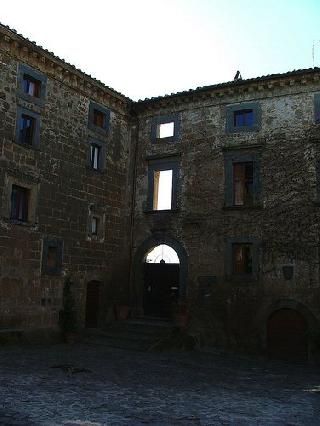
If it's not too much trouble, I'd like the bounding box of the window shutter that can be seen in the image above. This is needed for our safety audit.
[253,159,261,204]
[224,158,233,206]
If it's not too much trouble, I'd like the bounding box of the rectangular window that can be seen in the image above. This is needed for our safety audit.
[233,109,254,127]
[19,114,35,145]
[153,169,173,210]
[232,243,253,274]
[90,144,101,170]
[315,93,320,124]
[158,122,174,139]
[226,102,260,133]
[23,74,41,98]
[93,109,106,128]
[10,185,29,222]
[47,246,58,269]
[42,238,63,275]
[233,162,254,206]
[91,216,99,235]
[151,114,181,143]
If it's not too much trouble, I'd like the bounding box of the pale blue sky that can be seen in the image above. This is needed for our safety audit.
[2,0,320,100]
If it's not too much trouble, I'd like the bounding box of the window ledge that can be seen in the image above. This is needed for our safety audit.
[153,137,179,144]
[85,166,105,174]
[143,208,180,214]
[13,141,40,151]
[226,274,258,283]
[7,219,36,227]
[17,91,45,106]
[223,204,263,211]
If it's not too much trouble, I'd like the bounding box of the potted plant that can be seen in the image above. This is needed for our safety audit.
[59,276,78,343]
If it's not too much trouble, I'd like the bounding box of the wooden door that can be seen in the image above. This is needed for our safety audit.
[267,309,308,361]
[85,281,100,328]
[143,263,179,318]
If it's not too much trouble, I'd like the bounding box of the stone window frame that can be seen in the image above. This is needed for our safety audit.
[151,113,181,143]
[17,63,47,106]
[86,204,106,242]
[314,93,320,124]
[87,138,106,172]
[223,148,262,208]
[225,237,260,281]
[2,173,39,226]
[146,156,180,212]
[41,237,63,275]
[226,102,261,133]
[15,106,40,149]
[88,101,111,135]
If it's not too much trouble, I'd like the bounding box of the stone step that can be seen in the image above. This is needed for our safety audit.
[84,318,174,352]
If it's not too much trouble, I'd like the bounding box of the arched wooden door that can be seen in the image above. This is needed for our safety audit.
[85,281,100,328]
[267,309,308,361]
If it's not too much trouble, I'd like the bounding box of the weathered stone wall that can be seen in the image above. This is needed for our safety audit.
[132,78,320,355]
[0,32,133,331]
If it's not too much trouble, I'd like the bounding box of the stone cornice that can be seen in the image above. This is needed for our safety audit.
[0,24,132,116]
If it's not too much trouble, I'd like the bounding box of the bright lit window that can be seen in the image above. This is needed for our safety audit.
[153,169,173,210]
[146,244,180,264]
[158,122,174,139]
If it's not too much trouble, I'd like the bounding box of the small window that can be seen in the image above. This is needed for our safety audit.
[23,74,41,98]
[91,216,99,235]
[151,114,181,143]
[233,162,254,206]
[233,109,254,127]
[10,185,29,222]
[93,109,106,129]
[19,114,35,145]
[16,107,40,149]
[17,64,47,105]
[42,238,63,275]
[315,93,320,124]
[88,102,110,134]
[232,243,253,274]
[158,122,174,139]
[226,102,261,133]
[90,144,101,170]
[153,170,173,210]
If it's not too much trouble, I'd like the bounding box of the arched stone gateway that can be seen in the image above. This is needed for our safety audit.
[132,234,188,318]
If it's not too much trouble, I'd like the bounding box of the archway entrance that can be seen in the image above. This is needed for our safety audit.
[85,281,100,328]
[143,245,180,318]
[267,308,308,361]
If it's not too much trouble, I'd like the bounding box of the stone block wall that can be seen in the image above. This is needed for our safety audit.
[0,27,133,331]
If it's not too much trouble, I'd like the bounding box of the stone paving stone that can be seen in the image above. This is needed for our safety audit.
[0,344,319,425]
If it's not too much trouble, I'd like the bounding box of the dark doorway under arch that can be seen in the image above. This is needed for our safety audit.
[132,234,188,318]
[267,308,308,361]
[85,281,100,328]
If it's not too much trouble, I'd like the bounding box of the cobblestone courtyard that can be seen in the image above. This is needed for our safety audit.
[0,343,319,425]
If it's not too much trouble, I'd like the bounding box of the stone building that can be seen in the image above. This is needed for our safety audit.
[1,23,320,361]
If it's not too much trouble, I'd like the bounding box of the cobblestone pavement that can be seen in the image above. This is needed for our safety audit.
[0,343,319,425]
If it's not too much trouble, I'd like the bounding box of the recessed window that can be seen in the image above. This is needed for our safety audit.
[10,185,29,222]
[232,243,253,275]
[226,102,261,133]
[90,144,101,170]
[93,109,106,129]
[23,74,41,98]
[18,64,47,105]
[91,216,99,235]
[153,170,173,210]
[88,102,110,134]
[315,93,320,124]
[47,246,58,269]
[224,149,261,208]
[19,114,35,145]
[158,122,174,139]
[42,238,63,275]
[233,109,254,127]
[16,107,40,149]
[151,114,181,143]
[233,162,254,206]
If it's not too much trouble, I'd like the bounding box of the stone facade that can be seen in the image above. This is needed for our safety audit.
[1,23,320,360]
